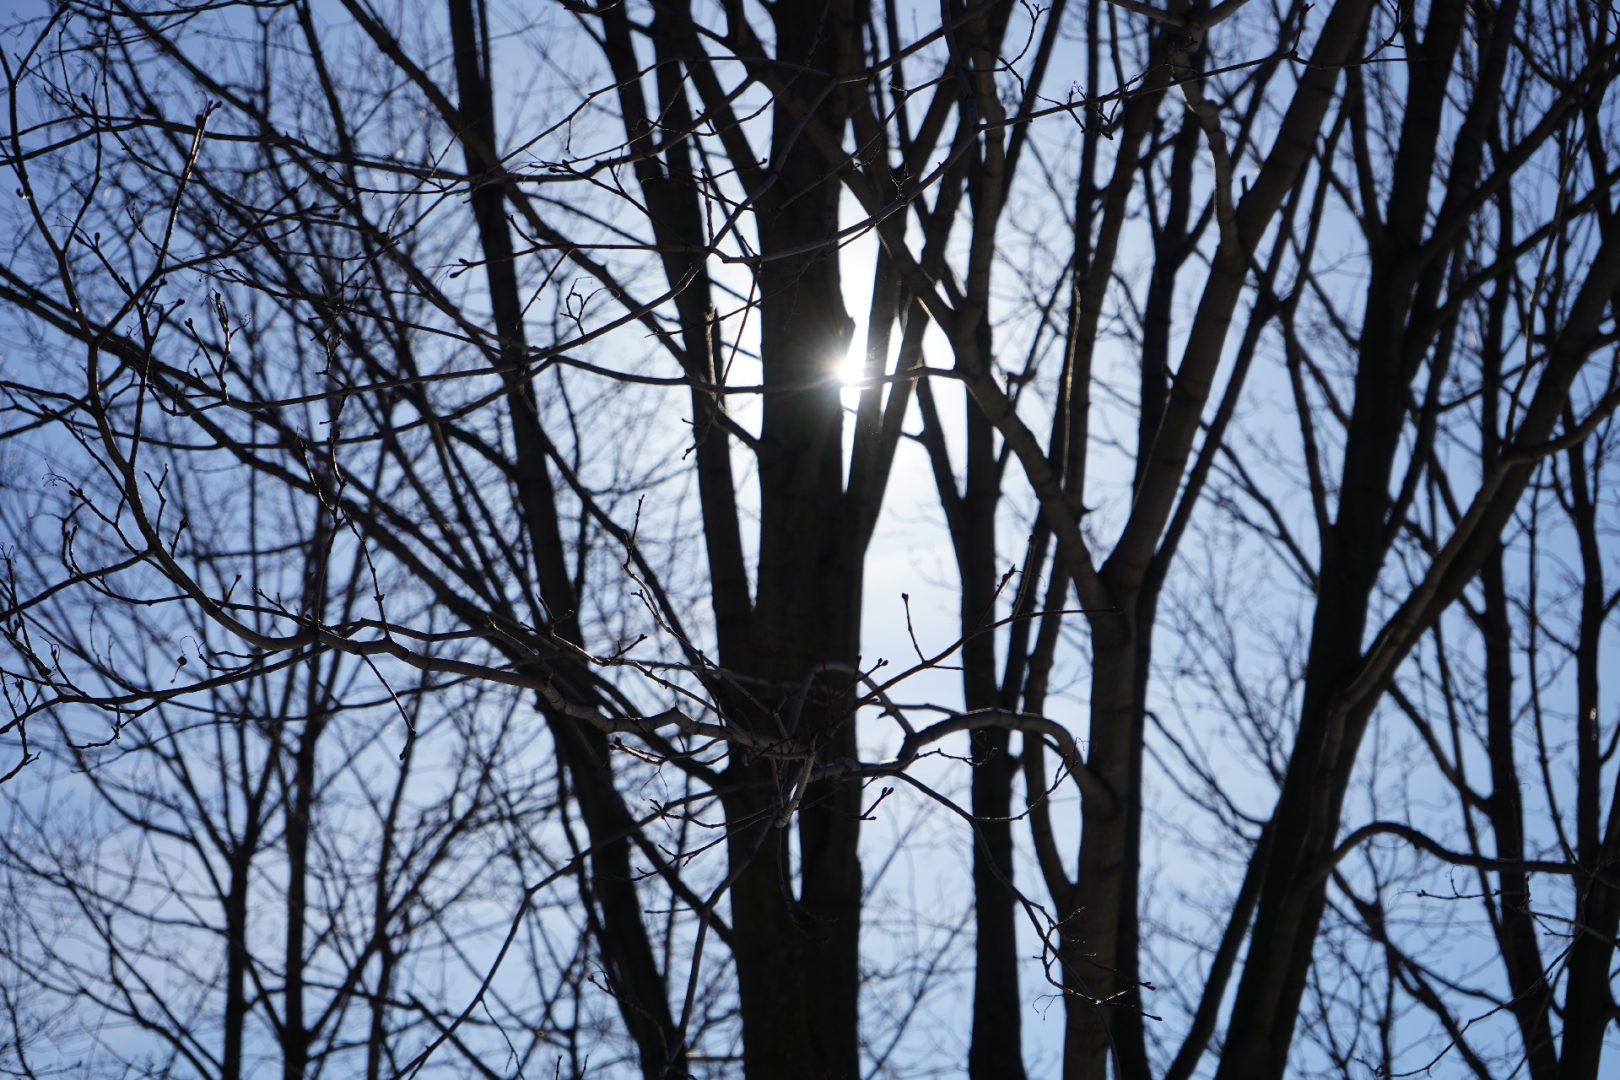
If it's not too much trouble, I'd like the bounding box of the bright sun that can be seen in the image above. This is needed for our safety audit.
[835,235,877,405]
[835,347,865,386]
[834,345,867,408]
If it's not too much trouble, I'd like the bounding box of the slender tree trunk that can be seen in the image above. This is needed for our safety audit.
[1479,540,1558,1079]
[1213,288,1413,1078]
[445,3,685,1073]
[1560,877,1620,1079]
[283,724,316,1080]
[1478,276,1557,1080]
[962,322,1026,1080]
[968,722,1024,1079]
[558,722,688,1074]
[1214,5,1492,1068]
[365,942,396,1080]
[1063,612,1150,1080]
[599,4,753,670]
[223,852,251,1080]
[1557,433,1619,1080]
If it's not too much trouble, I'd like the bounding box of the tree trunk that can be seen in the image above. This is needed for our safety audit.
[283,723,316,1080]
[728,3,865,1075]
[963,340,1026,1080]
[1064,619,1147,1080]
[446,2,686,1073]
[1556,433,1619,1080]
[223,852,251,1080]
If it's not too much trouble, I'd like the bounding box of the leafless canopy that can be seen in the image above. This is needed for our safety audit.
[3,0,1620,1077]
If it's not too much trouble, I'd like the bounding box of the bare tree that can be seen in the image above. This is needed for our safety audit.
[3,0,1620,1078]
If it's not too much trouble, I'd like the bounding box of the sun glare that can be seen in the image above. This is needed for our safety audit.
[835,346,867,408]
[835,347,866,387]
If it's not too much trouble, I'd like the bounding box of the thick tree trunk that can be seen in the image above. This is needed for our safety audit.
[725,4,866,1076]
[721,778,817,1077]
